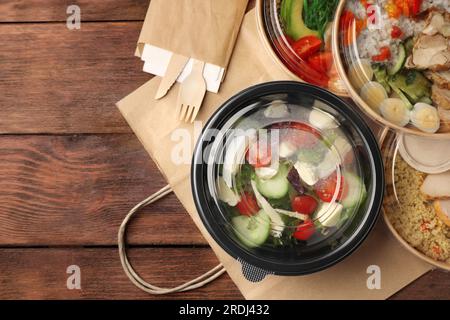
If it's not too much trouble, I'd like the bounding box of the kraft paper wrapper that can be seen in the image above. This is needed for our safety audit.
[118,9,432,300]
[135,0,248,68]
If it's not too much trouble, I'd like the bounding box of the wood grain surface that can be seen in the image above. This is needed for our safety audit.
[0,134,206,246]
[0,247,447,300]
[0,248,242,299]
[0,0,149,22]
[0,22,148,134]
[0,0,448,300]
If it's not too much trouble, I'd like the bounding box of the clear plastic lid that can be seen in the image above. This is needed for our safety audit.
[382,131,450,269]
[193,84,382,273]
[334,0,450,136]
[260,0,347,95]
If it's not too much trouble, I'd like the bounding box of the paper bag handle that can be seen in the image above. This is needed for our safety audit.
[118,185,226,295]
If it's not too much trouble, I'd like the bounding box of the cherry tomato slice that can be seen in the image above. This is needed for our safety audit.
[236,193,259,216]
[291,35,322,60]
[291,195,318,216]
[293,220,315,241]
[307,52,333,74]
[314,172,348,203]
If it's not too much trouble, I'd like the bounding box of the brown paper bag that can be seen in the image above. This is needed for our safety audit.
[118,9,432,300]
[135,0,248,68]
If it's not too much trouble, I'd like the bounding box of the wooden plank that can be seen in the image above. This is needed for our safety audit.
[0,22,149,134]
[391,270,450,300]
[0,134,207,246]
[0,0,149,22]
[0,248,243,299]
[0,0,255,23]
[0,247,448,299]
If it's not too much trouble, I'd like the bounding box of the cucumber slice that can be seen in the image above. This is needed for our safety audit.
[232,210,270,248]
[341,172,367,209]
[404,37,414,56]
[256,164,289,199]
[251,180,285,237]
[388,44,406,76]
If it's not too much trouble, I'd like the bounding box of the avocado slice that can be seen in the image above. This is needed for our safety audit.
[280,0,292,25]
[284,0,320,41]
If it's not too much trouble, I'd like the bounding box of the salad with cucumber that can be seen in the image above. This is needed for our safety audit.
[216,102,367,248]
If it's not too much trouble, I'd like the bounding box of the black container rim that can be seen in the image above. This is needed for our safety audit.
[191,81,384,276]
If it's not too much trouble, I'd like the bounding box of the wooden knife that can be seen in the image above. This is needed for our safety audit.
[155,53,189,100]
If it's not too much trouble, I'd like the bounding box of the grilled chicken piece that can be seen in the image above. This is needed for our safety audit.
[434,200,450,227]
[421,171,450,200]
[425,70,450,89]
[406,34,450,71]
[422,11,450,37]
[406,10,450,71]
[432,85,450,110]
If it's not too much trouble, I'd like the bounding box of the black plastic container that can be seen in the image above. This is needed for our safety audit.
[192,81,384,275]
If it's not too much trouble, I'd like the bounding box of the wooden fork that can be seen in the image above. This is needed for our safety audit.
[176,60,206,123]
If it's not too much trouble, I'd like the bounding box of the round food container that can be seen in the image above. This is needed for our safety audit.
[192,81,384,275]
[381,130,450,271]
[332,0,450,137]
[256,0,348,96]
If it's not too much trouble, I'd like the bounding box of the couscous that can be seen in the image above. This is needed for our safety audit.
[385,156,450,263]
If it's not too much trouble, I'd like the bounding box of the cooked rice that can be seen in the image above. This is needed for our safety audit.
[386,156,450,263]
[346,0,449,65]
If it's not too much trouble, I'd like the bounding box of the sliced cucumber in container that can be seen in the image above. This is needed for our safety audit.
[341,172,367,209]
[251,180,285,237]
[232,210,270,248]
[255,163,290,199]
[388,43,406,76]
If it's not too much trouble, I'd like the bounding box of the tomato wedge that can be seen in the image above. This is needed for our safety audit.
[314,172,348,203]
[293,220,315,241]
[272,35,330,88]
[236,192,259,216]
[291,195,318,216]
[307,52,333,74]
[291,35,322,60]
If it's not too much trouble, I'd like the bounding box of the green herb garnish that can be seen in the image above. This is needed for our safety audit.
[303,0,339,39]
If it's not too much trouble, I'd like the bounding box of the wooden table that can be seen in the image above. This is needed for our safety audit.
[0,0,448,300]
